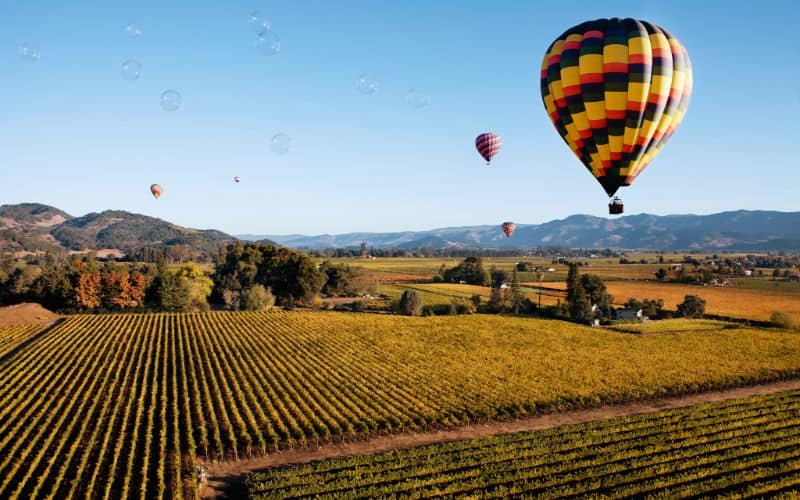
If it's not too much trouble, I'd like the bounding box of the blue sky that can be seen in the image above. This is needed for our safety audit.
[1,0,798,235]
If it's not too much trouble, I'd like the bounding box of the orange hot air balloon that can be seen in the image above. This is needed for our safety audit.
[501,222,516,238]
[150,184,163,199]
[234,176,241,183]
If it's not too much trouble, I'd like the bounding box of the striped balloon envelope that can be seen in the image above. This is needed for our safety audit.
[150,184,163,199]
[540,18,692,199]
[501,222,516,238]
[475,132,502,165]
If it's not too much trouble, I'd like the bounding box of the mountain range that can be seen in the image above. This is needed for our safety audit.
[2,204,799,255]
[239,211,800,251]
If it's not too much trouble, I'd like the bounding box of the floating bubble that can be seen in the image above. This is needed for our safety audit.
[121,60,141,81]
[270,133,291,155]
[248,11,271,32]
[255,30,280,56]
[356,73,377,95]
[124,23,142,37]
[160,90,181,112]
[406,87,431,109]
[19,42,40,62]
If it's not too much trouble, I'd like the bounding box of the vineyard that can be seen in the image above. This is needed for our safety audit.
[0,324,44,357]
[2,311,800,498]
[245,390,800,498]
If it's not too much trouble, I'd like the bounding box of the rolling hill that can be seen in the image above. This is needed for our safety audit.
[0,203,234,258]
[240,210,800,251]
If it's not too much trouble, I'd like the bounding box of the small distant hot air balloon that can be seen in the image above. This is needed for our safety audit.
[475,133,501,165]
[150,184,163,199]
[501,222,516,238]
[234,176,241,183]
[540,18,692,214]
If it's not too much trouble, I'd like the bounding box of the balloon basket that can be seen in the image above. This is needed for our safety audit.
[608,197,624,215]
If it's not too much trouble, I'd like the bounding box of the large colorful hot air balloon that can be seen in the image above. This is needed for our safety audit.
[234,176,241,183]
[475,133,502,165]
[150,184,163,199]
[540,18,692,214]
[501,222,516,238]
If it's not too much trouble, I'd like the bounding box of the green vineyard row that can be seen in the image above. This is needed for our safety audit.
[246,390,800,498]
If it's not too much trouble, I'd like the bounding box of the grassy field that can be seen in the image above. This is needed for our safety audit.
[2,311,800,497]
[245,390,800,498]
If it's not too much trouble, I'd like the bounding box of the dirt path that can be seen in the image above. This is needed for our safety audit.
[199,378,800,499]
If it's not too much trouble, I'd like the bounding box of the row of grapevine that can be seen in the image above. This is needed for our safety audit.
[0,324,45,358]
[1,311,800,498]
[245,390,800,498]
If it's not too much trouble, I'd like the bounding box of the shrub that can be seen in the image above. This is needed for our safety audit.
[398,290,422,316]
[677,295,706,318]
[351,300,366,313]
[241,285,275,311]
[771,311,799,330]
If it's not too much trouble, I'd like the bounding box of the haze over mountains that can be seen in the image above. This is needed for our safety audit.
[2,204,800,254]
[240,211,800,251]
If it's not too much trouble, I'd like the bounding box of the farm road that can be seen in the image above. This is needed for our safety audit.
[200,378,800,498]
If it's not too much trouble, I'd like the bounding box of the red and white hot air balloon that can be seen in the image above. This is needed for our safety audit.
[234,176,241,183]
[150,184,163,199]
[501,222,516,238]
[475,132,502,165]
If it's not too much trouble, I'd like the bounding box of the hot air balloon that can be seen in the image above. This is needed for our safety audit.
[475,133,501,165]
[150,184,163,199]
[234,176,241,183]
[540,18,692,214]
[501,222,516,238]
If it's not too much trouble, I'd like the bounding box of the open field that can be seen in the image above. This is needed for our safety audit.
[3,311,800,498]
[245,389,800,498]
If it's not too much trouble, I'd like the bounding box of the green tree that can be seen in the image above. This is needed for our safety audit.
[488,287,505,313]
[490,267,509,288]
[565,263,581,304]
[580,274,613,316]
[569,282,593,322]
[509,270,526,314]
[677,295,706,318]
[398,289,422,316]
[655,268,668,281]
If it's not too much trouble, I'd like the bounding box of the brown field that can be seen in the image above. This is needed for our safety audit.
[539,281,800,322]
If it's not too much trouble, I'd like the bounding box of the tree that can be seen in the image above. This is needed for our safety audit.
[488,287,505,313]
[470,294,481,307]
[565,263,581,304]
[320,261,366,297]
[490,267,509,288]
[75,273,102,310]
[159,263,213,312]
[677,295,706,318]
[398,289,422,316]
[509,270,526,314]
[443,257,490,286]
[569,282,593,322]
[240,285,275,311]
[360,242,368,258]
[579,274,613,315]
[655,268,668,281]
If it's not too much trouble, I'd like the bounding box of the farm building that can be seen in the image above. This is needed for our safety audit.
[616,309,648,322]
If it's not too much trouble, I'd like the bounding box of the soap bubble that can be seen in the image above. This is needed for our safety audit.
[356,73,377,95]
[248,11,271,32]
[124,23,142,37]
[121,60,141,81]
[160,90,181,112]
[255,30,280,56]
[270,133,291,155]
[406,87,431,109]
[19,43,40,62]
